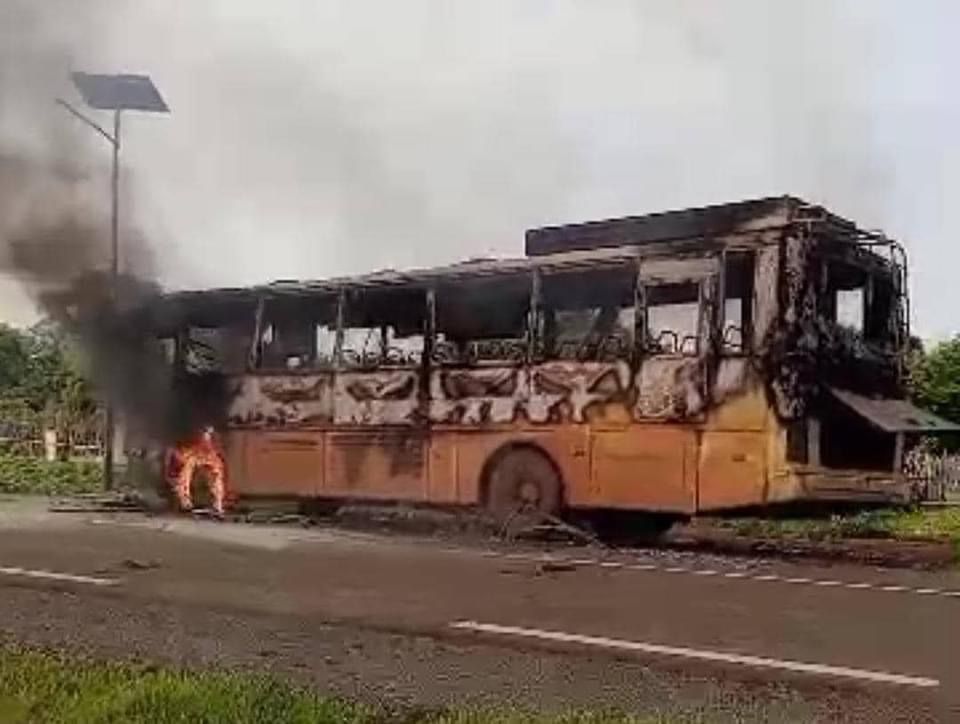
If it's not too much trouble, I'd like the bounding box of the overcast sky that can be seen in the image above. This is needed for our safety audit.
[1,1,957,340]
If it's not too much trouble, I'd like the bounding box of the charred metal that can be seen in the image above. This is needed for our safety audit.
[130,196,958,512]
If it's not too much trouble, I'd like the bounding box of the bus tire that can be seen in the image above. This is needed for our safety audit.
[485,446,562,527]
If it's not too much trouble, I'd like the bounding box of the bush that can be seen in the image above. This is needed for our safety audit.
[0,454,102,496]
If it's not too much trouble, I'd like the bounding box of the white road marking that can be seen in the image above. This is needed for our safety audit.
[451,620,940,689]
[0,565,118,587]
[446,547,960,600]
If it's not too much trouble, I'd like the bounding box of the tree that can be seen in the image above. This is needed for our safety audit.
[0,321,96,415]
[0,325,30,397]
[910,335,960,424]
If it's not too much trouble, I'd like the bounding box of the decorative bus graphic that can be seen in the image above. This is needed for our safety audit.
[139,196,959,519]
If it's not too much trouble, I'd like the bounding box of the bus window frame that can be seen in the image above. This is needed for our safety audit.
[431,273,533,368]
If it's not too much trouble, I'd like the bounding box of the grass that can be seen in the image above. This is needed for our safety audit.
[0,454,102,496]
[712,506,960,545]
[0,648,663,724]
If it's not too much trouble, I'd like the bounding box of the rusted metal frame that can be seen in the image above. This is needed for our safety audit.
[887,241,911,381]
[379,325,389,363]
[819,244,894,279]
[419,288,437,416]
[863,273,875,337]
[695,256,721,403]
[333,287,346,371]
[246,296,266,371]
[156,232,792,307]
[715,247,728,357]
[632,255,646,368]
[528,269,542,364]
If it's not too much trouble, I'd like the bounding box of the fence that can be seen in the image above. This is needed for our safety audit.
[0,399,104,460]
[904,440,960,502]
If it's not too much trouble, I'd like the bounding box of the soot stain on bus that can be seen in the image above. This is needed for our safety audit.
[10,189,955,515]
[131,197,944,514]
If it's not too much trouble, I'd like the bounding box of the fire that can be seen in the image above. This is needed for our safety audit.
[166,426,227,516]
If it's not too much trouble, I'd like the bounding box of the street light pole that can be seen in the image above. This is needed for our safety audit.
[55,99,121,489]
[111,109,121,283]
[104,109,121,490]
[57,72,168,492]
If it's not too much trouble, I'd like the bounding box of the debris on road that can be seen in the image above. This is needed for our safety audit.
[121,558,161,571]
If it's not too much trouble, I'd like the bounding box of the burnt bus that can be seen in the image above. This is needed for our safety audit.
[139,196,957,519]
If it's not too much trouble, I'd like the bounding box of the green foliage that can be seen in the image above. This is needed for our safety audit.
[0,648,663,724]
[0,649,367,724]
[0,322,96,419]
[717,507,960,544]
[909,335,960,425]
[0,454,102,495]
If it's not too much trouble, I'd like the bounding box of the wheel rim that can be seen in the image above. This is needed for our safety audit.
[518,480,540,506]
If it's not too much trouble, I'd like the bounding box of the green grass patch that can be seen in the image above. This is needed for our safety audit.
[0,648,663,723]
[0,454,102,496]
[713,507,960,544]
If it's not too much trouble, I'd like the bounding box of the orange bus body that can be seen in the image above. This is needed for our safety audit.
[148,198,958,517]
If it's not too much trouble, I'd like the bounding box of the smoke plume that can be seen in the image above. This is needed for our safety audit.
[0,0,185,450]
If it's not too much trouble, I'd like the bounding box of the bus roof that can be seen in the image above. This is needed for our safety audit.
[156,195,883,306]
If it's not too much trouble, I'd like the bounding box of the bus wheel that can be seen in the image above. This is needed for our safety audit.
[485,447,562,527]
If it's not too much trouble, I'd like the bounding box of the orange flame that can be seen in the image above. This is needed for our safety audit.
[167,427,227,515]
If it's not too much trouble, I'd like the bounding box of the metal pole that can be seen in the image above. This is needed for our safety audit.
[103,109,121,491]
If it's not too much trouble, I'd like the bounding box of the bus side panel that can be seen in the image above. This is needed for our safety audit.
[696,386,770,510]
[324,429,428,501]
[223,430,247,492]
[427,433,460,503]
[446,426,591,506]
[236,429,323,496]
[589,426,696,513]
[696,431,766,510]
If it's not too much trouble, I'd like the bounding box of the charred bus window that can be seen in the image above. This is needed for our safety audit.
[180,300,255,374]
[644,282,701,356]
[722,252,754,354]
[434,274,530,365]
[825,260,898,345]
[540,265,634,361]
[865,276,895,343]
[836,289,864,332]
[258,295,337,371]
[315,323,337,366]
[827,262,866,334]
[340,287,426,368]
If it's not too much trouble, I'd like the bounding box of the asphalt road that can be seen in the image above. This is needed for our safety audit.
[0,500,957,721]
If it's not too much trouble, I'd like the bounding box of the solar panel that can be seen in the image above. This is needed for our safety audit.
[71,72,169,113]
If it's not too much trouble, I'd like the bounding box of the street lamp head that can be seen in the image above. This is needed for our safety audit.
[70,72,169,113]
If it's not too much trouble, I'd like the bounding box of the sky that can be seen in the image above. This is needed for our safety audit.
[0,1,957,340]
